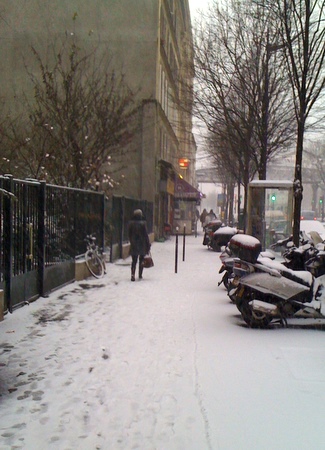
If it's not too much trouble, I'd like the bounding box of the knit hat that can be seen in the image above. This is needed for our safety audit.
[133,209,143,217]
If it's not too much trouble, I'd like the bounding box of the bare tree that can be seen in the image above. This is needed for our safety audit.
[192,0,295,225]
[273,0,325,245]
[3,36,139,193]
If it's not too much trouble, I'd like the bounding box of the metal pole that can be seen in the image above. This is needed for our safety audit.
[182,224,186,261]
[175,227,179,273]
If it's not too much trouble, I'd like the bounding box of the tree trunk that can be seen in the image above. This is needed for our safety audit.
[227,183,235,225]
[292,119,305,246]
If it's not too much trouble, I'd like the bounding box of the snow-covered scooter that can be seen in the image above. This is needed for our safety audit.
[229,234,325,328]
[220,236,279,302]
[218,246,235,290]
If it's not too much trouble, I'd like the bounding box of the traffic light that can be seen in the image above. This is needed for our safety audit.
[319,196,323,204]
[271,194,276,202]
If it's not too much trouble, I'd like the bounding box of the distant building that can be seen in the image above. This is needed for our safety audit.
[0,0,199,237]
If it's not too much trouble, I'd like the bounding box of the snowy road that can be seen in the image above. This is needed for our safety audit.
[1,234,325,450]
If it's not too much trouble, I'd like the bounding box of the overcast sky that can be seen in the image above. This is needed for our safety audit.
[188,0,210,19]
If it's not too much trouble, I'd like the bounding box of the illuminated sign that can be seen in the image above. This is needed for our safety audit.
[179,158,189,169]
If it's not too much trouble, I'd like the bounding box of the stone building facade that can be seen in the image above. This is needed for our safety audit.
[0,0,198,237]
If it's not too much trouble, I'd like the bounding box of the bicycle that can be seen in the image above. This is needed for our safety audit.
[84,234,106,278]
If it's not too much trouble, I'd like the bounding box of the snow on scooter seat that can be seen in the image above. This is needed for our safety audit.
[229,234,262,263]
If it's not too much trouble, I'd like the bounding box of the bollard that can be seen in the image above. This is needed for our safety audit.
[183,224,186,261]
[175,227,179,273]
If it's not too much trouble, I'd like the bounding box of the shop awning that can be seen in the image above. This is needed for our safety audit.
[174,176,201,200]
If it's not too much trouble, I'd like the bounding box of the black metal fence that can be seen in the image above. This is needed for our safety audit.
[0,176,154,313]
[0,175,105,312]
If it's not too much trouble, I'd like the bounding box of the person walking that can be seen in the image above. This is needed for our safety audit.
[128,209,151,281]
[200,208,208,229]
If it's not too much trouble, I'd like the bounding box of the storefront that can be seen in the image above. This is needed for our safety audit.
[173,175,201,234]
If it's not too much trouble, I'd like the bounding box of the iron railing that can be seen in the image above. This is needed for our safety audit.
[0,175,105,312]
[0,176,154,312]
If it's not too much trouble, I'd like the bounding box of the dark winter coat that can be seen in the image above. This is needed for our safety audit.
[128,217,151,256]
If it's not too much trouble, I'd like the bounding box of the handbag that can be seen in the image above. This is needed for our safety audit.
[142,252,154,268]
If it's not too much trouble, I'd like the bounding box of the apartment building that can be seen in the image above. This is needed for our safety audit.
[0,0,199,237]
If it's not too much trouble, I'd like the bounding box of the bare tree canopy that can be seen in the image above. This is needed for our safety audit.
[193,0,296,221]
[271,0,325,244]
[1,35,139,193]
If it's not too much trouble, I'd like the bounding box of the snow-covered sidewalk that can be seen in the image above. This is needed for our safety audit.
[1,235,325,450]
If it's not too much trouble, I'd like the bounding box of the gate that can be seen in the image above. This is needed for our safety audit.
[1,177,41,310]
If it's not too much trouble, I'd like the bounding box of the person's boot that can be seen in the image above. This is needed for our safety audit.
[131,268,135,282]
[139,264,143,279]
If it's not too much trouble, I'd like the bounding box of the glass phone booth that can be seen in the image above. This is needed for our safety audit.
[246,180,294,249]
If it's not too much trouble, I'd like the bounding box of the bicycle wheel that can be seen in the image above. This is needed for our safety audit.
[85,250,104,278]
[97,248,107,274]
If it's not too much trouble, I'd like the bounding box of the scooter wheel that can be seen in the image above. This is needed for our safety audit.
[223,273,229,290]
[227,282,237,303]
[235,287,272,328]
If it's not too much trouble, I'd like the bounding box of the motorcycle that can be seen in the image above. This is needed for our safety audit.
[212,226,238,252]
[219,237,278,299]
[230,234,325,328]
[218,246,234,290]
[202,220,223,249]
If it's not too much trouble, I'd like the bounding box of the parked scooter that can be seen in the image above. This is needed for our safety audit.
[218,246,234,290]
[203,220,223,249]
[212,226,237,252]
[219,237,278,300]
[230,234,325,328]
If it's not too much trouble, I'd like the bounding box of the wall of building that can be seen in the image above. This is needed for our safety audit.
[1,0,159,106]
[0,0,196,236]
